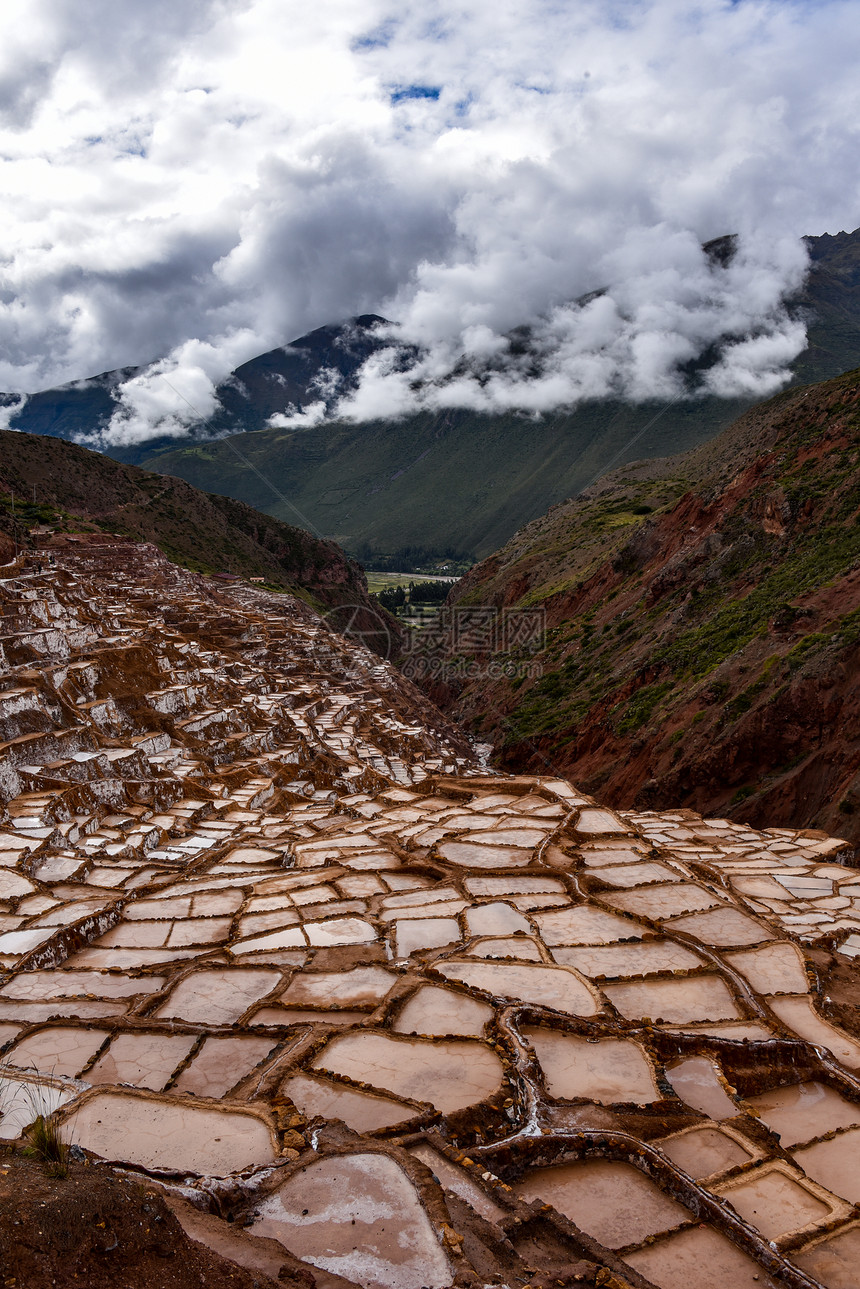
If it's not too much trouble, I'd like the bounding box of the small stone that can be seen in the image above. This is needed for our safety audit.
[280,1129,306,1151]
[275,1105,306,1131]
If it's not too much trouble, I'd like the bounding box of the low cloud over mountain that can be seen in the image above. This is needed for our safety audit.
[1,1,859,443]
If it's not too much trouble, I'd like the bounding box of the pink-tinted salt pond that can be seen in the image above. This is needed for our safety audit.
[665,1057,738,1119]
[746,1081,860,1147]
[514,1158,690,1249]
[248,1153,452,1289]
[60,1089,278,1174]
[522,1027,659,1105]
[392,984,493,1038]
[312,1030,503,1114]
[625,1225,784,1289]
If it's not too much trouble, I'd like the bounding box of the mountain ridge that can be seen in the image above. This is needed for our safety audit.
[134,225,860,556]
[4,229,860,558]
[1,315,393,463]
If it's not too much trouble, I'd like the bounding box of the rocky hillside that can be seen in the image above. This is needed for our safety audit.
[422,364,860,843]
[0,428,387,649]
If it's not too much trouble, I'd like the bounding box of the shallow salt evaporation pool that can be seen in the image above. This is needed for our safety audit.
[6,546,860,1287]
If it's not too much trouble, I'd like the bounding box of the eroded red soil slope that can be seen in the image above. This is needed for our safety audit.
[428,368,860,843]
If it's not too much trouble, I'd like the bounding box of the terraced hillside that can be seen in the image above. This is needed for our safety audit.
[2,540,860,1287]
[425,365,860,843]
[0,428,386,646]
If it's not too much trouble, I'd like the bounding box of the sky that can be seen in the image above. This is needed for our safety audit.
[0,0,858,442]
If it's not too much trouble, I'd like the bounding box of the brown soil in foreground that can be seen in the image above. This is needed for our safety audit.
[0,1150,607,1289]
[0,1153,313,1289]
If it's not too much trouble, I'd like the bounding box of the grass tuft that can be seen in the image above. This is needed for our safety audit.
[25,1112,69,1178]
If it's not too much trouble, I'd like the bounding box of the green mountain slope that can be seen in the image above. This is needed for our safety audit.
[143,396,749,559]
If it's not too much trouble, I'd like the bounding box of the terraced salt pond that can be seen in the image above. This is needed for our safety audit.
[724,942,810,994]
[745,1081,860,1146]
[714,1163,842,1241]
[173,1035,278,1097]
[766,995,860,1067]
[60,1089,279,1174]
[279,966,396,1008]
[658,1123,759,1180]
[665,1057,739,1120]
[604,883,723,919]
[553,939,703,977]
[603,975,741,1025]
[435,960,600,1014]
[5,1024,108,1078]
[522,1027,661,1104]
[311,1031,504,1113]
[531,904,642,945]
[392,984,493,1037]
[3,544,860,1287]
[155,967,281,1024]
[249,1154,453,1289]
[625,1227,785,1289]
[667,905,771,946]
[792,1223,860,1288]
[514,1158,692,1248]
[281,1073,417,1133]
[792,1129,860,1204]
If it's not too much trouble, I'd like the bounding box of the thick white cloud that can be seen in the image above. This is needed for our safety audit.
[0,0,857,439]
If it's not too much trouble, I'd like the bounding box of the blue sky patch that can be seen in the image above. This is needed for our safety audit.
[389,85,441,104]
